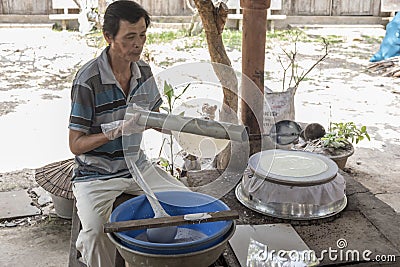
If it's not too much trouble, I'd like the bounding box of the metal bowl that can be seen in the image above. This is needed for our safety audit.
[107,222,235,267]
[235,183,347,220]
[239,149,346,220]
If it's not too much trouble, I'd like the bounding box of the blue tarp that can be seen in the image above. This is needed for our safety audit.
[370,12,400,62]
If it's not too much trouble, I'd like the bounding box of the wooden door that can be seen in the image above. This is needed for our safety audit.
[1,0,49,14]
[294,0,332,16]
[332,0,374,16]
[381,0,400,13]
[136,0,190,16]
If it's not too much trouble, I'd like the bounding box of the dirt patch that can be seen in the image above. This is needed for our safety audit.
[0,217,71,267]
[0,169,36,192]
[0,101,24,116]
[41,93,62,100]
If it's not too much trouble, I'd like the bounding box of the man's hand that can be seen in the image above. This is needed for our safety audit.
[122,113,146,135]
[101,112,145,141]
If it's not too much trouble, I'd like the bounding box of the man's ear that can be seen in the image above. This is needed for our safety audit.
[103,31,113,45]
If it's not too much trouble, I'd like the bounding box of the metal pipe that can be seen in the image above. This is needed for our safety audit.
[132,109,248,142]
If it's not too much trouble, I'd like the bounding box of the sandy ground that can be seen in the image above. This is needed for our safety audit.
[0,25,399,266]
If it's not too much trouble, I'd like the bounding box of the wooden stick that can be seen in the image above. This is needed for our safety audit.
[103,210,239,233]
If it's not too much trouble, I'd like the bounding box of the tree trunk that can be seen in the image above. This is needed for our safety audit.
[97,0,108,26]
[193,0,238,170]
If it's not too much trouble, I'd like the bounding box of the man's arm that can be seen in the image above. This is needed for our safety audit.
[69,129,109,155]
[69,106,164,156]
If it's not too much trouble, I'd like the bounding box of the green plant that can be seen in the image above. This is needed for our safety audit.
[222,30,242,50]
[146,30,186,45]
[321,122,370,149]
[278,30,329,91]
[161,81,190,115]
[158,81,190,176]
[323,35,343,44]
[52,23,63,32]
[266,29,311,41]
[361,34,384,45]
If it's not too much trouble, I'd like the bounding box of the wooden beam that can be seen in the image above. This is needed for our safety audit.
[103,210,239,233]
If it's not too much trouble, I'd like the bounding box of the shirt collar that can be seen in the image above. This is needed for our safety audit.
[98,46,142,85]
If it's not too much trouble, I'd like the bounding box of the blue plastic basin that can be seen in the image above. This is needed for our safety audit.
[110,191,233,255]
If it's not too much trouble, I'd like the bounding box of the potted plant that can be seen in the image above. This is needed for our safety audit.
[295,122,370,169]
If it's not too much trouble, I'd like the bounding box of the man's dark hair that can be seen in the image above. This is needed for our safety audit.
[103,0,151,38]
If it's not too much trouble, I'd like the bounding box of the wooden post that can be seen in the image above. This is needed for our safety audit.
[240,0,270,155]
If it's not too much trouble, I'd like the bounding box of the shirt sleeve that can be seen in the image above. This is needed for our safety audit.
[146,76,163,111]
[69,82,94,134]
[135,62,163,111]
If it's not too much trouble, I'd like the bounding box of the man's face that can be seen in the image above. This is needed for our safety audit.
[106,18,147,62]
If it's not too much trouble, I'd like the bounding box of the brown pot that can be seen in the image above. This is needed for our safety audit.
[328,144,354,170]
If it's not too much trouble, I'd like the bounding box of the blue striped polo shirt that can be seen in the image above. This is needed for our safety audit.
[69,46,162,182]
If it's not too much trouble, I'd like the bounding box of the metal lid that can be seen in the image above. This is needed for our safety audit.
[248,149,338,186]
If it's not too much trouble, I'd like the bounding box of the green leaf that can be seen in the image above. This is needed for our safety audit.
[163,81,173,97]
[174,83,191,101]
[160,106,170,113]
[159,157,170,168]
[163,81,174,111]
[172,83,191,108]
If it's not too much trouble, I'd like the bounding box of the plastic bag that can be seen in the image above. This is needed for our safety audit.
[246,238,320,267]
[263,87,296,149]
[263,87,296,134]
[246,238,318,267]
[101,104,145,140]
[370,12,400,62]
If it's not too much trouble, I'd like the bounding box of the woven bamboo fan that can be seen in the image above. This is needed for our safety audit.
[35,158,75,200]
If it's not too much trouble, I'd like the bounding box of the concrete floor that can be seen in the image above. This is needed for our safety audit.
[221,171,400,266]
